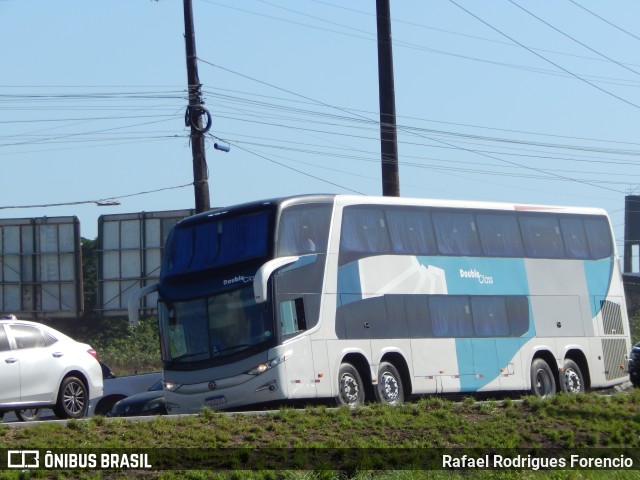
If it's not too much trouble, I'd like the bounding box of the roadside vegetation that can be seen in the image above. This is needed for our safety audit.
[8,242,635,478]
[0,389,639,479]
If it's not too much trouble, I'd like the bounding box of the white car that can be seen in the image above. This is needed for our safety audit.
[0,315,103,421]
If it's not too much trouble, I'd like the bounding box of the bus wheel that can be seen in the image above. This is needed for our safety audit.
[336,363,365,407]
[375,362,404,406]
[560,359,584,394]
[530,358,556,397]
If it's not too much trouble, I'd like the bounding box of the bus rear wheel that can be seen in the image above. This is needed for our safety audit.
[336,363,365,407]
[560,359,584,394]
[530,358,556,397]
[375,362,404,406]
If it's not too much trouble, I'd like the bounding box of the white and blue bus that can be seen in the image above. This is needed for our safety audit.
[129,194,631,412]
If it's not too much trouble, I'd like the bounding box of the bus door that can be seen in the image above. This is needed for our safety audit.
[278,296,318,399]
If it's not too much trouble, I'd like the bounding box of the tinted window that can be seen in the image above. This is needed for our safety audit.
[432,212,482,256]
[585,217,613,259]
[44,331,58,347]
[430,296,473,337]
[560,217,589,259]
[477,214,524,257]
[519,215,565,258]
[277,204,332,256]
[9,325,46,349]
[471,296,510,336]
[387,208,437,255]
[165,211,270,275]
[341,207,391,253]
[506,296,530,336]
[0,326,10,352]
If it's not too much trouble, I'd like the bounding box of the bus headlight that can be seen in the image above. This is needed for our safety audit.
[246,351,292,376]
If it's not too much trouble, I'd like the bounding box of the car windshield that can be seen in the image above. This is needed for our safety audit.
[159,286,274,367]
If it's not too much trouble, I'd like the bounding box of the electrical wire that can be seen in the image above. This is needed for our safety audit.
[566,0,640,43]
[507,0,640,79]
[0,183,193,210]
[448,0,640,112]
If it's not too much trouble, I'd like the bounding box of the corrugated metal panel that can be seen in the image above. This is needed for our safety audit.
[97,209,194,316]
[0,217,82,319]
[600,300,625,335]
[602,338,628,381]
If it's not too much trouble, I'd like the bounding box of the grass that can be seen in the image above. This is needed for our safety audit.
[8,304,637,478]
[0,389,639,479]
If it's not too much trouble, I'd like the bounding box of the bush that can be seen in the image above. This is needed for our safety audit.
[55,315,161,375]
[94,317,162,374]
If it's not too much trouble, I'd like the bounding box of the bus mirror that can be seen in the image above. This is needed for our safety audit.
[127,283,159,326]
[253,256,300,304]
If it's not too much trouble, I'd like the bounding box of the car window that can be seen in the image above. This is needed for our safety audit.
[44,331,58,346]
[8,324,47,349]
[0,326,10,352]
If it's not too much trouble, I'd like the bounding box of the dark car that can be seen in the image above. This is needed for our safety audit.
[630,342,640,387]
[109,380,167,417]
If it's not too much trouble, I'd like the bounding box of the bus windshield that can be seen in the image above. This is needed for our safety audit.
[159,286,275,367]
[163,211,270,276]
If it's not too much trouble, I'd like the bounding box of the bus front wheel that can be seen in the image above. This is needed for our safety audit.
[560,359,584,394]
[336,363,365,407]
[530,358,556,397]
[375,362,404,406]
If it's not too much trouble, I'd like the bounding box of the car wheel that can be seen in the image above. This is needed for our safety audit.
[336,363,365,407]
[530,358,556,397]
[54,376,88,419]
[94,396,125,416]
[374,362,404,406]
[15,408,41,422]
[560,359,585,394]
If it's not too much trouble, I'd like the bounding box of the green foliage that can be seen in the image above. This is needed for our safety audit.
[92,317,161,374]
[629,309,640,345]
[47,315,161,375]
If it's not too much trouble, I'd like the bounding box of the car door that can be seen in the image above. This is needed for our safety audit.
[7,324,60,404]
[0,325,20,404]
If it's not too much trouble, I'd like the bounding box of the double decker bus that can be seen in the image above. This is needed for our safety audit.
[128,194,631,413]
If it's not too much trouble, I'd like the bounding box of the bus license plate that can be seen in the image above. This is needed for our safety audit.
[205,395,227,407]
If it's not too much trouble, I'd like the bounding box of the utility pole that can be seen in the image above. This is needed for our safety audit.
[183,0,211,213]
[376,0,400,197]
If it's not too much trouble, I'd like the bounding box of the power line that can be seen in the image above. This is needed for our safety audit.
[0,183,193,210]
[566,0,640,42]
[214,136,364,194]
[200,0,640,87]
[448,0,640,112]
[202,59,630,194]
[507,0,640,79]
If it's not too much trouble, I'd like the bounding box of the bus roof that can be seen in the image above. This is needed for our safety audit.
[177,194,609,228]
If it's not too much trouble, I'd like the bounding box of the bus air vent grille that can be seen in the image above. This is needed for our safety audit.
[600,300,624,336]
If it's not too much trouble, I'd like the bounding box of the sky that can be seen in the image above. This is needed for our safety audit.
[1,0,639,266]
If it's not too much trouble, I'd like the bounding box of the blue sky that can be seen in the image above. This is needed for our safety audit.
[1,0,639,263]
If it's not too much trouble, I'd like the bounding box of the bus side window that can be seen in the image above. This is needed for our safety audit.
[560,217,589,259]
[584,217,612,259]
[280,298,307,336]
[520,215,565,258]
[341,207,391,253]
[476,213,524,257]
[432,211,482,256]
